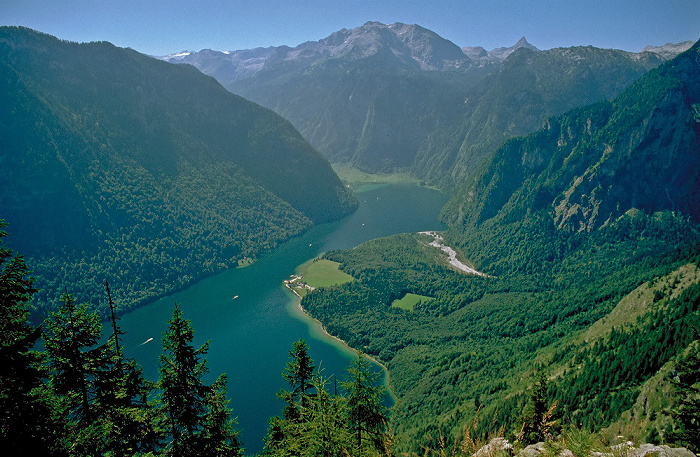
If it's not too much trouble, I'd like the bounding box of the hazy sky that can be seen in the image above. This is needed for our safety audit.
[2,0,698,56]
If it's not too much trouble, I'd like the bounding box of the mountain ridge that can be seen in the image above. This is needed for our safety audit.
[159,22,688,187]
[0,26,356,314]
[293,42,700,451]
[159,23,691,85]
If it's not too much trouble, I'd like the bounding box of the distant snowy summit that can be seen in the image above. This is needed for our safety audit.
[160,22,472,74]
[158,22,693,85]
[158,47,277,87]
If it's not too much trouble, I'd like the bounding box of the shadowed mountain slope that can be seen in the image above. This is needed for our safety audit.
[162,23,685,188]
[0,26,356,314]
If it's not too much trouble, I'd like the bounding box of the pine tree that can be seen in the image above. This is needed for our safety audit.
[280,338,316,420]
[342,352,388,455]
[265,338,316,454]
[99,357,164,456]
[299,374,352,457]
[517,371,558,444]
[159,304,210,456]
[158,304,242,456]
[668,340,700,452]
[95,281,163,455]
[44,290,107,454]
[200,374,243,456]
[0,222,60,454]
[266,372,352,457]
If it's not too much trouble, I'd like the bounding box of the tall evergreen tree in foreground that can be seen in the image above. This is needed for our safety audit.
[0,222,59,454]
[272,373,353,457]
[668,340,700,452]
[343,352,388,455]
[158,304,242,456]
[95,281,163,455]
[44,290,107,453]
[280,337,316,419]
[265,341,394,456]
[517,371,559,444]
[200,374,243,456]
[265,337,317,453]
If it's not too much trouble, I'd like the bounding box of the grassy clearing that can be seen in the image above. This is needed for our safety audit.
[391,293,434,311]
[298,259,354,288]
[583,262,700,343]
[331,163,422,190]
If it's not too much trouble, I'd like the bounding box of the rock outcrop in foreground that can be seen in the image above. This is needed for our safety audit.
[474,438,696,457]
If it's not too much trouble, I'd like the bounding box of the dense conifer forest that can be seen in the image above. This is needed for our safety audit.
[1,23,699,457]
[0,26,356,317]
[2,223,698,455]
[296,41,700,452]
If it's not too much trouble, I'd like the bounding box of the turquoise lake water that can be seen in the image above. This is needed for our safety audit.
[117,182,448,455]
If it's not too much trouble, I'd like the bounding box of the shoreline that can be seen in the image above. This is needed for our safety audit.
[283,281,398,403]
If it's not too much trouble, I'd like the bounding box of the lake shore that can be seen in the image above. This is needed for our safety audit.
[283,281,398,403]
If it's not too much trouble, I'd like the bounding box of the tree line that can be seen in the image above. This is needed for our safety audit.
[0,223,389,456]
[297,211,700,452]
[3,218,699,455]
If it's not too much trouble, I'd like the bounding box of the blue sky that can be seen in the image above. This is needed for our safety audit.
[1,0,698,56]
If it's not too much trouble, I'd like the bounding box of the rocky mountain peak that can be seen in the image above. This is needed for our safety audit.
[315,21,469,70]
[462,36,538,62]
[642,40,695,60]
[487,36,539,60]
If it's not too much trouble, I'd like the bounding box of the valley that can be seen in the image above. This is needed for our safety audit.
[1,19,699,456]
[291,37,700,452]
[162,22,692,189]
[113,181,449,455]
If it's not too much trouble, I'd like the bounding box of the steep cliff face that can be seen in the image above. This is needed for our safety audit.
[443,41,700,233]
[553,89,700,231]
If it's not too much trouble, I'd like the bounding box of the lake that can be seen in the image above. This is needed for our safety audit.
[117,182,448,455]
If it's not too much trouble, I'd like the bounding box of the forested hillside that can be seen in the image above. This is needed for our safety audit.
[411,45,668,187]
[2,21,699,456]
[297,41,700,452]
[164,22,686,188]
[0,27,356,316]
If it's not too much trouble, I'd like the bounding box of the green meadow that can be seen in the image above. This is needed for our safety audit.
[297,259,354,288]
[391,293,434,311]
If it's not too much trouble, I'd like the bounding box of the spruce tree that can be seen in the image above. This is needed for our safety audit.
[266,338,316,454]
[266,371,352,457]
[668,341,700,452]
[342,352,388,455]
[95,281,163,455]
[299,374,352,457]
[200,374,243,456]
[0,222,60,454]
[159,304,210,456]
[44,290,107,454]
[158,304,242,456]
[517,371,558,444]
[280,338,316,420]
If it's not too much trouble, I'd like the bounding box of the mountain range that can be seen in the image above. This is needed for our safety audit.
[299,40,700,451]
[160,22,692,187]
[1,19,699,453]
[0,26,356,315]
